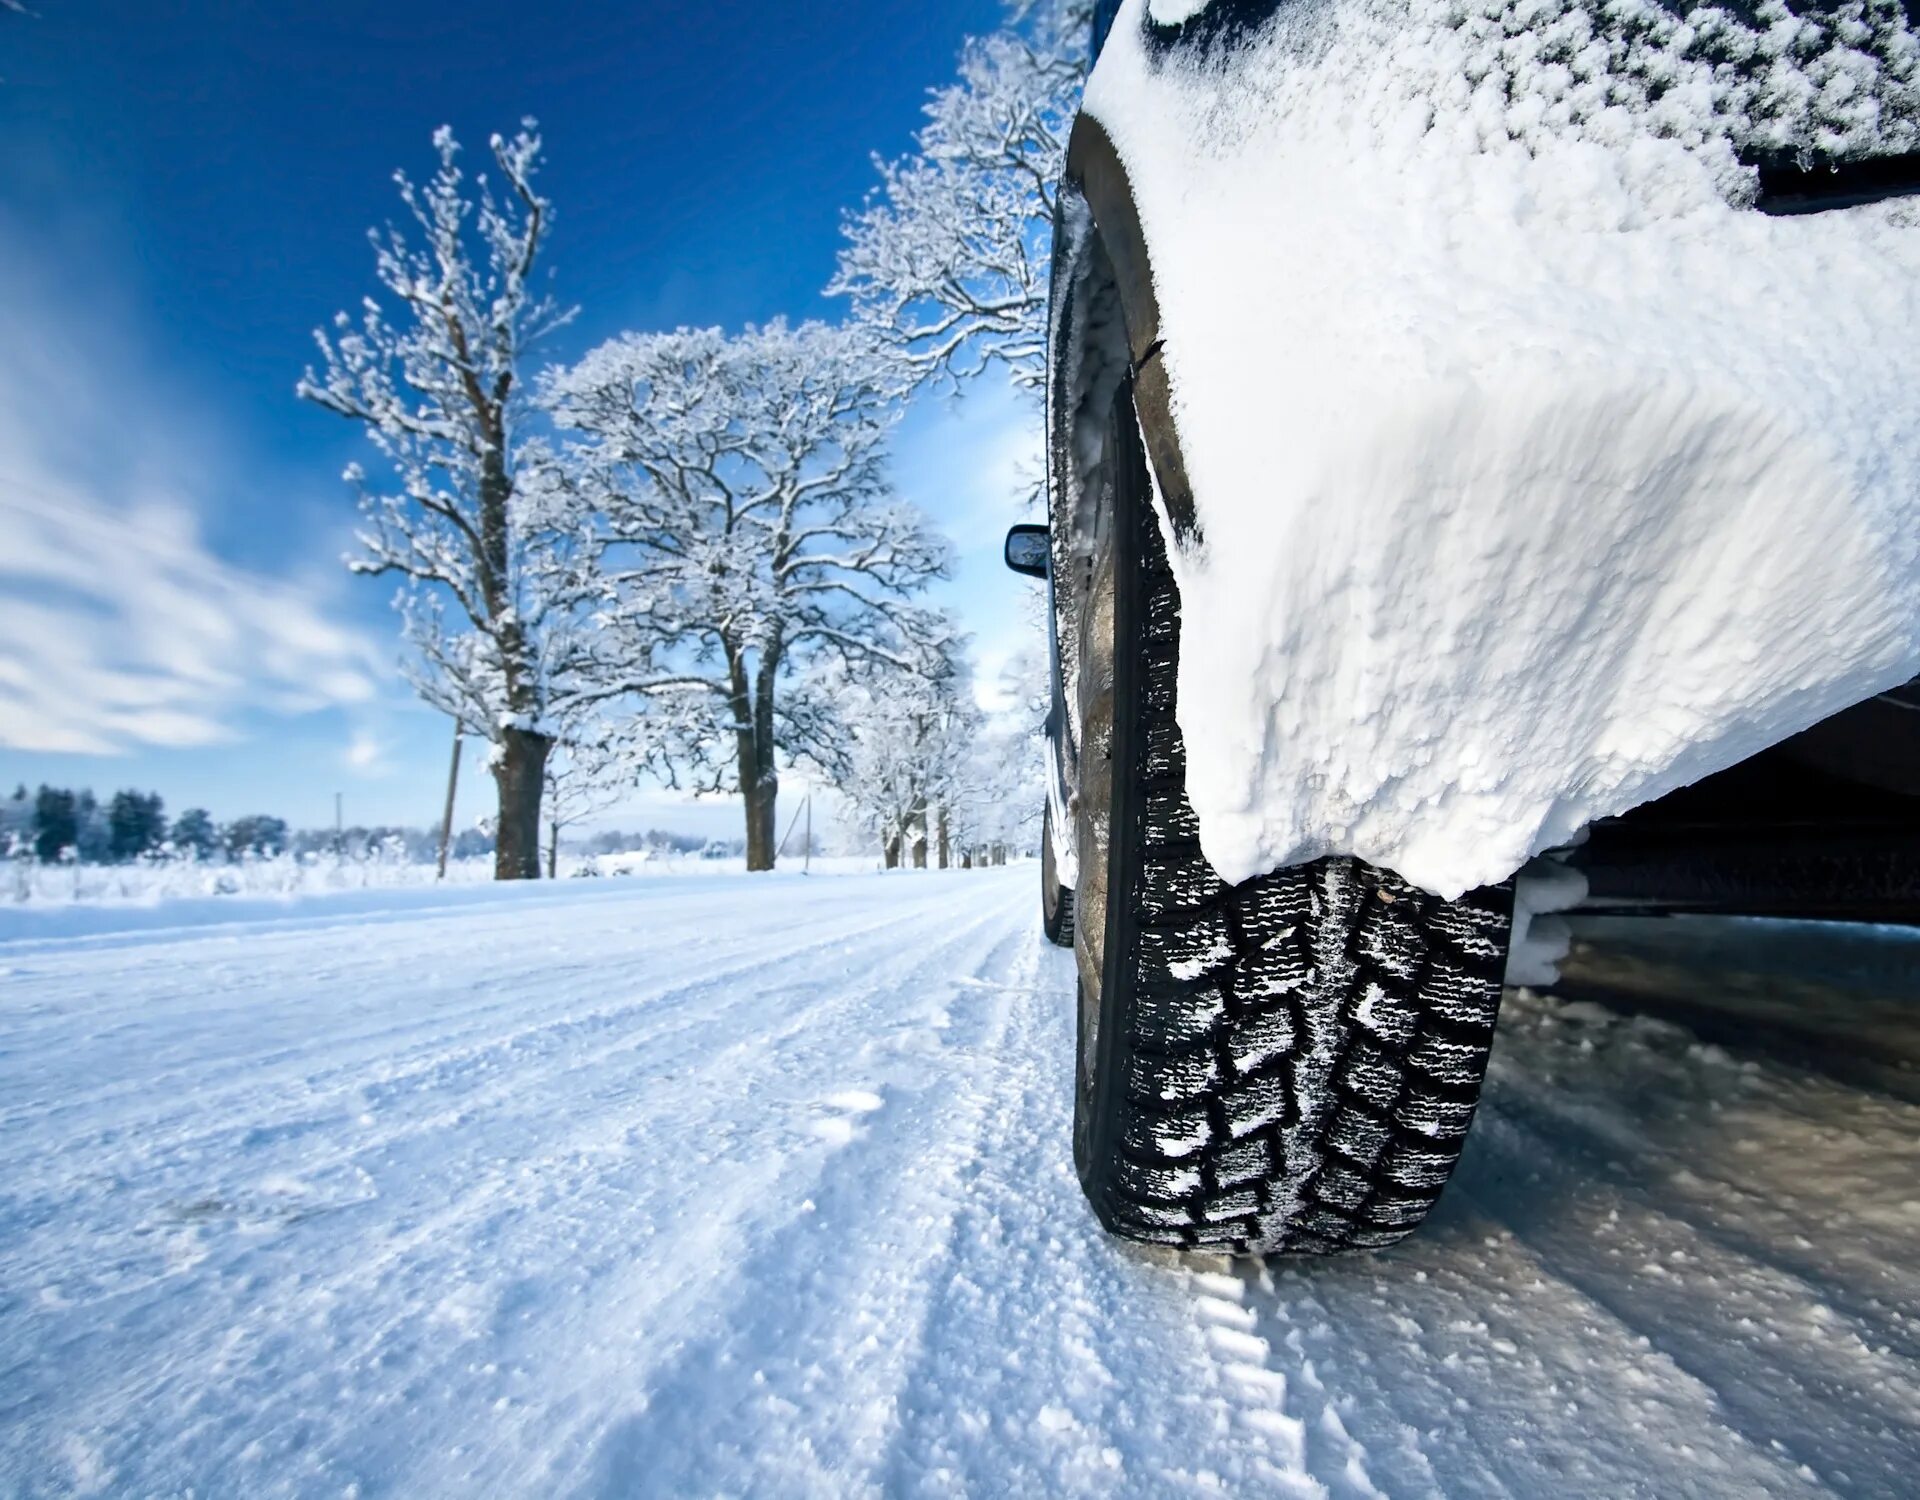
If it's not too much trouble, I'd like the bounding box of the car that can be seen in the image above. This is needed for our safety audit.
[1006,0,1920,1255]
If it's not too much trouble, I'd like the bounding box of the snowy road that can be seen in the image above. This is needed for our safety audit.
[3,871,1919,1498]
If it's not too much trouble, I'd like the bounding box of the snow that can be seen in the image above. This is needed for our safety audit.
[1,852,881,921]
[1083,0,1920,898]
[1507,850,1591,986]
[6,869,1918,1495]
[1146,0,1213,24]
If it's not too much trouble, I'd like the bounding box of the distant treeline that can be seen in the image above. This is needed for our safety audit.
[1,785,731,866]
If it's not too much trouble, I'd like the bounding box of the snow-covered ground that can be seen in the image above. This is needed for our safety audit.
[4,852,881,911]
[3,870,1918,1497]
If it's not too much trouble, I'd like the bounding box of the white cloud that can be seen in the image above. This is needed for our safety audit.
[343,727,388,773]
[0,483,380,753]
[0,236,383,756]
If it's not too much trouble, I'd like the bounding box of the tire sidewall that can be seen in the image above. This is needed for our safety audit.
[1072,381,1148,1207]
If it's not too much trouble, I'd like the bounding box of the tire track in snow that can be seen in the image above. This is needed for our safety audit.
[1443,994,1920,1496]
[0,880,971,1151]
[0,880,991,1283]
[1219,983,1910,1500]
[0,897,973,1325]
[8,885,1920,1498]
[871,946,1338,1498]
[559,914,1042,1499]
[0,873,1033,1495]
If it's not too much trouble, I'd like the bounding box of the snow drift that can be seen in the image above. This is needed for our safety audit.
[1084,0,1920,897]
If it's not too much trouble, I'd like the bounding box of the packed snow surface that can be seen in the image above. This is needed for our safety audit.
[1085,0,1920,897]
[4,851,876,913]
[5,869,1920,1496]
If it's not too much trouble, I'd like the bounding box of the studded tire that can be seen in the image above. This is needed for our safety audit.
[1071,381,1514,1255]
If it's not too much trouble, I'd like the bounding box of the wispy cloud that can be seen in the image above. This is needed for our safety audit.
[0,238,382,756]
[0,483,380,753]
[343,727,388,774]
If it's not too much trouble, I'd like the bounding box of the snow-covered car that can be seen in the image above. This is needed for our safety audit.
[1006,0,1920,1255]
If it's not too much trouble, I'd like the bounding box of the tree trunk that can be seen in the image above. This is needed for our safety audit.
[936,805,950,870]
[884,834,900,869]
[493,727,551,880]
[730,646,781,873]
[909,796,928,870]
[744,777,778,872]
[547,818,559,880]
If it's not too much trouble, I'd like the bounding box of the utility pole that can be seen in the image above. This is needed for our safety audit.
[777,792,812,870]
[437,721,464,879]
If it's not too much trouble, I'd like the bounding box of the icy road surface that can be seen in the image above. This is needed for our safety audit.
[3,871,1919,1498]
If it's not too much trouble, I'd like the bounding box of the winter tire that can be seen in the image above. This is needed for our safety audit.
[1042,805,1076,947]
[1070,381,1514,1255]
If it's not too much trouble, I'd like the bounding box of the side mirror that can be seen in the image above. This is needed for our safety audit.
[1004,524,1049,579]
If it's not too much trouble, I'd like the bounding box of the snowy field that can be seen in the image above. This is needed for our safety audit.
[3,870,1918,1497]
[4,852,881,911]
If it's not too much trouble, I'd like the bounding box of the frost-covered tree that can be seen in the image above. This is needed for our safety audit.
[948,713,1045,864]
[547,320,952,871]
[830,0,1091,394]
[171,808,218,861]
[31,786,75,863]
[1,786,31,860]
[106,790,166,862]
[832,650,979,869]
[542,720,630,879]
[223,815,290,860]
[299,121,587,880]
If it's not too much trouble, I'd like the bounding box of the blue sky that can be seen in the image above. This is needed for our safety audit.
[0,0,1044,839]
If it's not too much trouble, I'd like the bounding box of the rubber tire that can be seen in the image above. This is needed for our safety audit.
[1042,806,1076,947]
[1071,382,1514,1255]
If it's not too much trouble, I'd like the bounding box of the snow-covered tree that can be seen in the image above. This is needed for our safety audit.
[542,718,630,879]
[947,713,1045,865]
[546,320,952,871]
[832,649,980,869]
[31,786,75,863]
[223,815,290,860]
[106,790,166,862]
[170,808,218,861]
[830,0,1092,395]
[298,121,588,881]
[1,786,32,861]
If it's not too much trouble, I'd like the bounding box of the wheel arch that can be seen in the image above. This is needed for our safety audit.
[1057,113,1199,543]
[1048,112,1206,878]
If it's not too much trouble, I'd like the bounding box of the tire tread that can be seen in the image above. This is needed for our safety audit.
[1079,407,1512,1254]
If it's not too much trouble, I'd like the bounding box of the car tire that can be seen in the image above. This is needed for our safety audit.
[1069,380,1514,1254]
[1043,805,1076,947]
